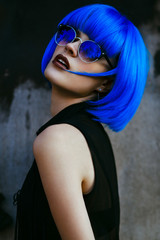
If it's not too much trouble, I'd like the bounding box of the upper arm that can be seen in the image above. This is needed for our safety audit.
[33,124,95,240]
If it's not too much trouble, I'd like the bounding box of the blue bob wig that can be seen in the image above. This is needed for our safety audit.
[41,4,150,132]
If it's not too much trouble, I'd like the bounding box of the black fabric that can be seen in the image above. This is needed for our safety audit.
[14,102,120,240]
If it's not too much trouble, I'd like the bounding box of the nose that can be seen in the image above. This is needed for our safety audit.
[65,37,82,57]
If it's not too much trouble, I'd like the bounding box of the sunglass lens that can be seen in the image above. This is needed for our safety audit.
[79,41,101,62]
[55,25,75,46]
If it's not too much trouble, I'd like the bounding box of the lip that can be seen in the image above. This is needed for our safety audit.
[52,54,70,70]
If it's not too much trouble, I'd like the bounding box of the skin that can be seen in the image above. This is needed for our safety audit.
[33,30,110,239]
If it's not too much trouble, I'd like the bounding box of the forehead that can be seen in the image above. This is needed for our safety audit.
[77,29,89,41]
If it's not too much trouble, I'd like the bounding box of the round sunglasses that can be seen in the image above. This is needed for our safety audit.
[55,24,113,68]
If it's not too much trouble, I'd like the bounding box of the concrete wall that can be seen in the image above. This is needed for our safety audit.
[0,0,160,239]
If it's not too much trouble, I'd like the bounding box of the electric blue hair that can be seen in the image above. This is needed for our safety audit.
[41,4,150,132]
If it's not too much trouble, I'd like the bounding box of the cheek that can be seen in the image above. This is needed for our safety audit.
[78,61,107,74]
[92,62,107,73]
[68,75,101,95]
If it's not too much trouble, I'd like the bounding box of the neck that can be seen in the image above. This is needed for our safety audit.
[50,86,85,117]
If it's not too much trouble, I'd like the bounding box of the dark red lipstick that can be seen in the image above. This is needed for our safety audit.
[52,54,70,70]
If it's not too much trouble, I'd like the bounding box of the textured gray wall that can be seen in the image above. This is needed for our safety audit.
[0,0,160,239]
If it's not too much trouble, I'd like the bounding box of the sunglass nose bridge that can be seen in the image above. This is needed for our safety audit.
[73,36,82,44]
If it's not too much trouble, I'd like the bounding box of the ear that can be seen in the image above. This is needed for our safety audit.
[96,77,114,93]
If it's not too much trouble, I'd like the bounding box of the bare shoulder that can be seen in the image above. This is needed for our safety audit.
[33,123,89,158]
[33,123,94,194]
[33,123,93,177]
[34,123,85,141]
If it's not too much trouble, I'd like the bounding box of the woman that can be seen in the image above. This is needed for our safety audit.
[13,3,149,240]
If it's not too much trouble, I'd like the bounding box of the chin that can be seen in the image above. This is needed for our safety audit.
[44,66,60,83]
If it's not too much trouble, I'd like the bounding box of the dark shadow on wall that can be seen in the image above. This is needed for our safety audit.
[154,49,160,77]
[0,193,12,231]
[0,0,158,113]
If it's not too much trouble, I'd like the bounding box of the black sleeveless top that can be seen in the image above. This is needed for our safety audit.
[13,102,120,240]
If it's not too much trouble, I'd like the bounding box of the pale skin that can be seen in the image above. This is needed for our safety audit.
[33,29,111,239]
